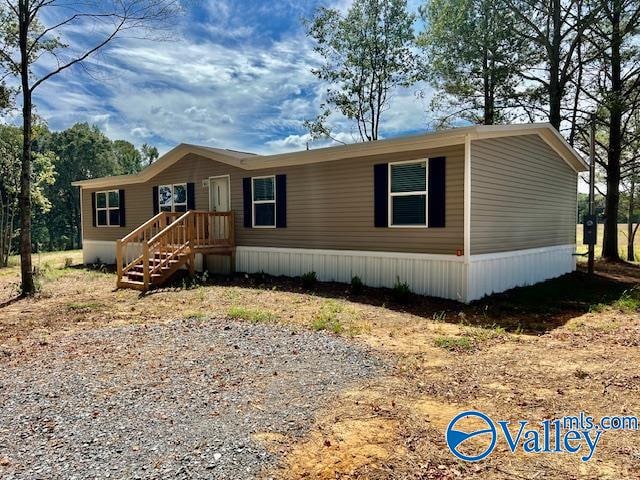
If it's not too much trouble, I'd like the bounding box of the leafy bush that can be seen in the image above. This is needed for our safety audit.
[391,277,411,304]
[301,271,317,290]
[350,275,364,295]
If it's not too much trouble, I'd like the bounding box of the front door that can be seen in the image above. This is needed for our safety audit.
[209,176,230,240]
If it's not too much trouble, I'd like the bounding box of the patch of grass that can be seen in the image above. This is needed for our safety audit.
[468,324,506,342]
[185,311,208,320]
[227,306,277,324]
[434,335,474,352]
[66,301,103,312]
[312,300,344,334]
[301,271,317,290]
[222,287,243,302]
[432,310,447,322]
[613,287,640,312]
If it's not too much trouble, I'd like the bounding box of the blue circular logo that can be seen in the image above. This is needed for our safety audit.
[446,410,497,462]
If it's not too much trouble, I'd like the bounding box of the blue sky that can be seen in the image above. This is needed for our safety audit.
[26,0,432,155]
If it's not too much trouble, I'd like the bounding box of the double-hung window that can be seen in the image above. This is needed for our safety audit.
[96,190,120,227]
[252,176,276,227]
[389,160,428,227]
[159,183,187,212]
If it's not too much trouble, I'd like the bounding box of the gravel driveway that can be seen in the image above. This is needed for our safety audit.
[0,318,385,479]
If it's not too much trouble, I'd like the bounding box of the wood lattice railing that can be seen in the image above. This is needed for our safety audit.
[116,210,235,290]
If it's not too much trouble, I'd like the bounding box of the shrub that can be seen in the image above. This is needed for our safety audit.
[391,277,411,304]
[301,271,317,290]
[350,275,364,295]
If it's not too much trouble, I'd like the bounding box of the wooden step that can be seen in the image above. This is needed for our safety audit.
[117,279,147,291]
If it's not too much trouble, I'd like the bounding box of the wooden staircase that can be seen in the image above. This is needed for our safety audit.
[116,210,235,291]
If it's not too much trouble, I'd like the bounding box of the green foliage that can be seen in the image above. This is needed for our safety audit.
[350,275,364,295]
[418,0,530,126]
[434,335,473,351]
[228,306,277,324]
[301,271,318,290]
[67,301,103,312]
[0,123,56,266]
[305,0,417,141]
[141,143,159,166]
[312,300,344,333]
[391,277,411,304]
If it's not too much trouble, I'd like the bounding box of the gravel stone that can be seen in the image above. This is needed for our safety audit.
[0,318,385,479]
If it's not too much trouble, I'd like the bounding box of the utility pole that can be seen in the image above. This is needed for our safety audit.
[588,113,596,274]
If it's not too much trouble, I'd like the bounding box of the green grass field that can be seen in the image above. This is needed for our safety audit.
[576,223,640,260]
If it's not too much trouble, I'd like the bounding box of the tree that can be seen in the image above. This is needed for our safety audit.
[305,0,417,142]
[417,0,529,126]
[43,123,123,250]
[113,140,144,174]
[580,0,640,261]
[141,143,159,166]
[0,0,179,295]
[0,123,55,266]
[506,0,598,129]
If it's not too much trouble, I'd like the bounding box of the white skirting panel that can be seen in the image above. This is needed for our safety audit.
[235,246,467,301]
[82,240,117,265]
[466,244,576,301]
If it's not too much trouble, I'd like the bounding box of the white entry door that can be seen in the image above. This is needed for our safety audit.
[210,176,230,212]
[209,176,230,240]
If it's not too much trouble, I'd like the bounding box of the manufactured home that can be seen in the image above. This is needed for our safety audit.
[72,123,587,302]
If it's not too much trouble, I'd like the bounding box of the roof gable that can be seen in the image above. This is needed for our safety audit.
[72,123,586,188]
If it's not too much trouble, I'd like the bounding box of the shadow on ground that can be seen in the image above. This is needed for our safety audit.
[151,260,640,335]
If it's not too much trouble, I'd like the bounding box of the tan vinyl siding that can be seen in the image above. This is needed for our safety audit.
[82,144,464,255]
[470,134,578,254]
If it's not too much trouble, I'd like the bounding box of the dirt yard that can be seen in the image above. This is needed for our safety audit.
[1,251,639,479]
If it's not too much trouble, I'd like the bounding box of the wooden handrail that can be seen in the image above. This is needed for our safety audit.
[120,211,166,244]
[148,210,192,246]
[117,210,235,289]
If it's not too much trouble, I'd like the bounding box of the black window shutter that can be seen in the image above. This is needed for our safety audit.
[428,157,446,228]
[275,174,286,228]
[373,163,388,227]
[152,186,159,215]
[187,182,195,210]
[91,192,97,227]
[118,189,126,227]
[242,177,252,228]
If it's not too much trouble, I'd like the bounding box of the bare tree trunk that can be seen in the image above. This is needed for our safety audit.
[18,1,35,294]
[628,166,637,261]
[548,0,562,129]
[602,0,623,261]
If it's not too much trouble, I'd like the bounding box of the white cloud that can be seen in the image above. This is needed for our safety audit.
[30,0,434,156]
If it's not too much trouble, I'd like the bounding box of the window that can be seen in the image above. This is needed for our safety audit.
[96,190,120,227]
[389,160,427,227]
[252,176,275,227]
[159,183,187,212]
